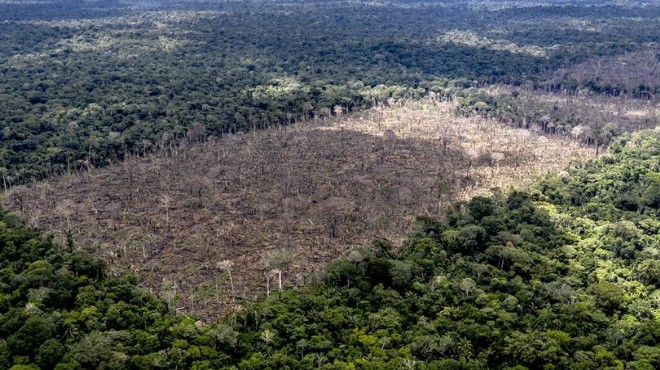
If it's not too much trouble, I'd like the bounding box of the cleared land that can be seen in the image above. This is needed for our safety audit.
[495,86,658,138]
[2,99,593,318]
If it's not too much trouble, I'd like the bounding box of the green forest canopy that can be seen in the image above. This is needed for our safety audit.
[0,0,658,184]
[0,130,657,369]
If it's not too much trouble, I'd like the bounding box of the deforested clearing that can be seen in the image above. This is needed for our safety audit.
[3,99,593,318]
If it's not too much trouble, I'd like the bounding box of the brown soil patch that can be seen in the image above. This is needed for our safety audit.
[2,99,593,319]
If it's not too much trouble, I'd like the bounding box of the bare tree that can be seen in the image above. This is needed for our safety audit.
[56,199,74,232]
[265,249,294,292]
[160,194,172,229]
[216,260,235,301]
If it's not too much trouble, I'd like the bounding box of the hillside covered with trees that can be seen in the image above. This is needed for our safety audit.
[0,130,657,369]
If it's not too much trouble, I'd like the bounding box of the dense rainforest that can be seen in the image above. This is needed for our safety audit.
[1,0,658,368]
[0,130,657,369]
[0,0,658,184]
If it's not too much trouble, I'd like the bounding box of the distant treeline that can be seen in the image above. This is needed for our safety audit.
[0,0,657,184]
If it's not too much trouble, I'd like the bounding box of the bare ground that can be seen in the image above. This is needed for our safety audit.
[2,98,594,319]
